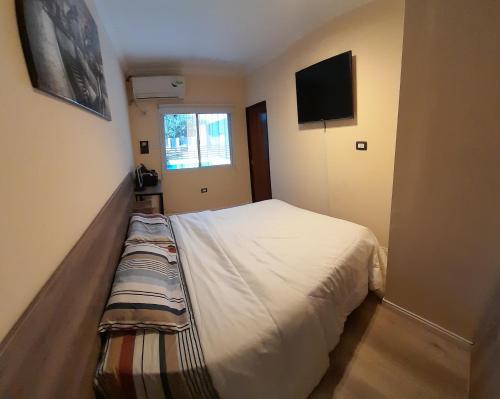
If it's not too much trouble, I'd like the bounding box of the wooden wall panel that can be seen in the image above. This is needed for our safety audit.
[470,286,500,399]
[0,175,133,399]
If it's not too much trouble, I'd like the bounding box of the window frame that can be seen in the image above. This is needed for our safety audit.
[158,105,234,172]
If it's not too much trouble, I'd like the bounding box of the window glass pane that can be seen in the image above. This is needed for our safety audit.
[198,113,231,167]
[164,114,199,170]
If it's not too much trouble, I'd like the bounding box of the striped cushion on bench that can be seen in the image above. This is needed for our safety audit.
[126,214,174,249]
[99,243,190,333]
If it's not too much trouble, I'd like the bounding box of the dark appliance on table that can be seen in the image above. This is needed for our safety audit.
[135,164,158,191]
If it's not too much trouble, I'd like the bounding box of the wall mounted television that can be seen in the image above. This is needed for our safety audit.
[295,51,354,124]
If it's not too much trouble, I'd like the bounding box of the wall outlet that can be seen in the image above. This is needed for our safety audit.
[356,141,367,151]
[201,188,208,193]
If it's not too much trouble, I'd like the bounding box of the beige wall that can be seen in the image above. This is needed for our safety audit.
[386,0,500,342]
[0,0,133,342]
[246,0,405,246]
[129,74,252,214]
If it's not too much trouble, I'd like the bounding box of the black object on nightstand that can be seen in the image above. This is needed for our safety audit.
[135,180,164,214]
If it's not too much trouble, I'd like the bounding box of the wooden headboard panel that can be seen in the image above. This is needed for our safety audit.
[0,176,134,399]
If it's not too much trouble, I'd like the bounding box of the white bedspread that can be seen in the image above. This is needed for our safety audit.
[170,200,386,399]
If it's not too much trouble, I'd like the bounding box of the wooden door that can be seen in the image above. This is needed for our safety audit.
[246,101,272,202]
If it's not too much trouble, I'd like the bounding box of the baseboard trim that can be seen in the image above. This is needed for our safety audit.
[382,298,474,348]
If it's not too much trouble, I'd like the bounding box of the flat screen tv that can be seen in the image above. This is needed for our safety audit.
[295,51,354,124]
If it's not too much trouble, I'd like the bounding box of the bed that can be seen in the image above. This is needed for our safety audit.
[95,199,385,399]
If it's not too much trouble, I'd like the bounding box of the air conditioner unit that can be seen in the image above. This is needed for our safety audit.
[131,76,185,100]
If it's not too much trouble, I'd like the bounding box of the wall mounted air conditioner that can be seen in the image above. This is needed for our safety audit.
[131,76,185,100]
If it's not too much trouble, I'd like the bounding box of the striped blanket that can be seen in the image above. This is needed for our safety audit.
[95,218,219,399]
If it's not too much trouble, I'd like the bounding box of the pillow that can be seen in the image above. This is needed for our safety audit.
[99,243,190,333]
[126,214,174,249]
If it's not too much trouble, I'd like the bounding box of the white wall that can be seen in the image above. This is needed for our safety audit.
[0,0,134,342]
[246,0,404,246]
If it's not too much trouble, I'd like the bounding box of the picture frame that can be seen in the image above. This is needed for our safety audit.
[16,0,112,120]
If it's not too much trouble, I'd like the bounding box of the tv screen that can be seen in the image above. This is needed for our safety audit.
[295,51,354,124]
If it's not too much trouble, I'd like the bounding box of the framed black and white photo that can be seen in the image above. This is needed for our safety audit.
[16,0,111,120]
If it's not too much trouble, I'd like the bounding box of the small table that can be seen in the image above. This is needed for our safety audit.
[135,180,164,214]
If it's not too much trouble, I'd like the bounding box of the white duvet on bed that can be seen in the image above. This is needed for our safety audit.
[170,200,386,399]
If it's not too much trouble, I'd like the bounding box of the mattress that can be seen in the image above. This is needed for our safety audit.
[96,199,385,399]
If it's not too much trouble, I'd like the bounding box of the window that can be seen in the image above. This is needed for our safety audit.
[162,112,232,170]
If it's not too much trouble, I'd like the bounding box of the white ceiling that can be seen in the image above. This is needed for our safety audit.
[95,0,372,74]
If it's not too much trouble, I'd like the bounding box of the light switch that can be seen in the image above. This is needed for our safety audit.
[140,140,149,154]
